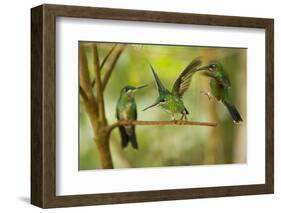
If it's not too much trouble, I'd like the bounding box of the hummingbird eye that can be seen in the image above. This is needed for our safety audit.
[208,64,216,71]
[159,99,166,103]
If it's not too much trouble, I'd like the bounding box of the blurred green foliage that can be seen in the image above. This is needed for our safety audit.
[79,42,247,170]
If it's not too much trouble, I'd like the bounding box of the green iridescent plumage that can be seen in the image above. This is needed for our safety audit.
[198,63,243,123]
[143,58,202,120]
[116,85,147,149]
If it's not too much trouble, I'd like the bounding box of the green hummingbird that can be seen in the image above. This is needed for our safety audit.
[143,58,202,120]
[197,62,243,123]
[116,85,147,149]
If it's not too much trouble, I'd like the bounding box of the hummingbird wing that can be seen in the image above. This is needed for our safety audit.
[128,106,138,149]
[172,57,202,98]
[116,109,129,148]
[149,63,167,94]
[223,98,243,123]
[222,86,243,123]
[118,126,130,148]
[116,103,138,149]
[220,72,231,88]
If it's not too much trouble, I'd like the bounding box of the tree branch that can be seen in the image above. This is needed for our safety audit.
[79,45,98,114]
[79,86,88,102]
[105,120,217,135]
[93,44,106,123]
[79,44,114,169]
[91,44,117,88]
[100,44,117,71]
[102,44,127,90]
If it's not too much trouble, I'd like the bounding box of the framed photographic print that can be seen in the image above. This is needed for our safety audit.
[31,4,274,208]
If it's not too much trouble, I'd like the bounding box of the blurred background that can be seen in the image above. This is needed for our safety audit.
[79,42,246,170]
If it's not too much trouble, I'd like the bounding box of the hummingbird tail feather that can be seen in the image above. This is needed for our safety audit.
[119,125,138,149]
[118,126,129,148]
[128,126,138,150]
[223,101,243,123]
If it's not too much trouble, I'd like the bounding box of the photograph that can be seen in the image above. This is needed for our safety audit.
[79,42,246,170]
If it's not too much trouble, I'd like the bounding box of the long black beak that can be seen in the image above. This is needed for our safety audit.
[134,84,148,91]
[142,102,158,111]
[196,65,210,71]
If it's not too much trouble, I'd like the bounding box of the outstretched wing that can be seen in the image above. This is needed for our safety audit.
[172,57,202,98]
[220,70,231,88]
[149,63,166,94]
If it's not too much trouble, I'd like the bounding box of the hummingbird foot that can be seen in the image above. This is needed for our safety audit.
[180,113,188,120]
[200,90,213,101]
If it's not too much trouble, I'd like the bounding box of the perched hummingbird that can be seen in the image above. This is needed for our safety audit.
[116,85,147,149]
[197,62,243,123]
[143,58,202,120]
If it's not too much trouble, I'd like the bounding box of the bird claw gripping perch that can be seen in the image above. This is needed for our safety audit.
[200,90,214,101]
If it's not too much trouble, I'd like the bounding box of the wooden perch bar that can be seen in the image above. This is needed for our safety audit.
[105,120,217,134]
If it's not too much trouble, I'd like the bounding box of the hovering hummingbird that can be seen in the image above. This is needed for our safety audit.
[116,85,147,149]
[143,58,202,120]
[197,62,243,123]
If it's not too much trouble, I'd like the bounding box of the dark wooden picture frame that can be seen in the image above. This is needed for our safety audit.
[31,4,274,208]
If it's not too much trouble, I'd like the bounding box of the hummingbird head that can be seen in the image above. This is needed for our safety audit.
[142,93,169,111]
[143,63,169,111]
[121,85,148,98]
[197,62,222,78]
